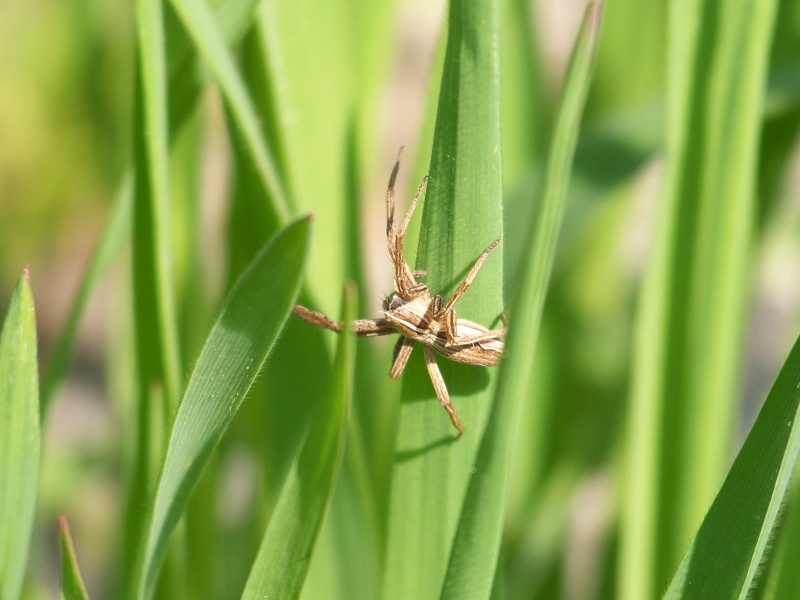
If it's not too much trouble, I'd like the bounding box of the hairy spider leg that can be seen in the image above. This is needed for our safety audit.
[437,238,502,342]
[389,337,415,379]
[291,306,395,337]
[423,345,464,435]
[385,147,427,298]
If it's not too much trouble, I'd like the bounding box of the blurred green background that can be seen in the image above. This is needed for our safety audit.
[2,0,800,598]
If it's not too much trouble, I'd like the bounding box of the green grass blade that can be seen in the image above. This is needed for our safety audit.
[663,332,800,598]
[0,271,40,600]
[168,0,291,222]
[619,0,780,594]
[135,0,182,406]
[242,283,354,600]
[41,174,132,413]
[125,0,182,587]
[440,5,602,597]
[383,0,504,597]
[135,217,312,599]
[59,516,90,600]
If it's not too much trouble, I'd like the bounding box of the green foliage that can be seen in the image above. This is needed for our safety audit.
[0,273,39,600]
[59,516,90,600]
[1,0,800,598]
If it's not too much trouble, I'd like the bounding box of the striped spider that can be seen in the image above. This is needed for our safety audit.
[293,149,505,434]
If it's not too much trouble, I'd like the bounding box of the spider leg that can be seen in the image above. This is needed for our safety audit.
[389,337,414,379]
[386,147,404,261]
[423,345,464,435]
[386,159,427,298]
[440,238,501,316]
[394,176,429,298]
[292,306,394,337]
[450,327,507,346]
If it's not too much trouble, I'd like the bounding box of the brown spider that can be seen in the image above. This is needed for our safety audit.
[292,148,506,434]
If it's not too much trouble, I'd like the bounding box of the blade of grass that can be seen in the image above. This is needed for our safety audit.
[759,480,800,598]
[619,0,779,594]
[59,516,90,600]
[134,0,181,407]
[383,0,504,597]
[41,175,132,413]
[125,0,181,588]
[440,5,602,597]
[0,271,39,600]
[663,330,800,598]
[134,217,311,599]
[167,0,291,223]
[242,283,354,599]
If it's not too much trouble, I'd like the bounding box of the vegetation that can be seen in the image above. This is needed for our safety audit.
[1,0,800,598]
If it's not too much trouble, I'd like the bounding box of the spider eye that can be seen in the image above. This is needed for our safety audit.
[383,294,402,311]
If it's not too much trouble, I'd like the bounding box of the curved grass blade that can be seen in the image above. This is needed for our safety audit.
[242,283,354,599]
[168,0,291,222]
[0,271,40,600]
[59,516,90,600]
[440,5,602,597]
[384,0,504,597]
[134,217,311,599]
[663,331,800,599]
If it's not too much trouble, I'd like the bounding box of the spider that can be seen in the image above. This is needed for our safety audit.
[292,148,506,434]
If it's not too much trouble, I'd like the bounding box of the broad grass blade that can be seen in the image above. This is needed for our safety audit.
[384,0,504,597]
[664,332,800,599]
[134,217,311,599]
[0,272,40,600]
[440,5,602,597]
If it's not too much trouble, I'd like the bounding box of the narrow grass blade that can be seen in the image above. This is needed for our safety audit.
[663,331,800,598]
[59,516,90,600]
[168,0,291,222]
[125,0,182,587]
[135,217,312,599]
[619,0,780,594]
[0,271,40,600]
[41,174,132,413]
[440,5,602,597]
[242,283,354,600]
[134,0,181,407]
[384,0,504,597]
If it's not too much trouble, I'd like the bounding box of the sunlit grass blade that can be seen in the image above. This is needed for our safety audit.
[242,283,354,599]
[383,0,504,597]
[59,516,90,600]
[619,0,780,595]
[134,0,181,407]
[134,217,311,599]
[124,0,181,588]
[0,271,40,600]
[440,5,602,597]
[40,175,131,413]
[168,0,291,222]
[663,332,800,598]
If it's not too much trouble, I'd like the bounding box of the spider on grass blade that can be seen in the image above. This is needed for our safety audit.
[293,147,506,435]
